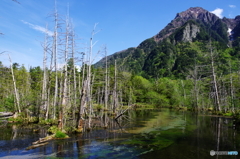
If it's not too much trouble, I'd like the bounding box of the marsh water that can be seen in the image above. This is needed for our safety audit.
[0,108,239,159]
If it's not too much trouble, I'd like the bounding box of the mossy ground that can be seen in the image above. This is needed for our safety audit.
[55,131,68,138]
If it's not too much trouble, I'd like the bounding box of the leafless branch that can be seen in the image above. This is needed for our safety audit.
[12,0,20,4]
[0,51,7,55]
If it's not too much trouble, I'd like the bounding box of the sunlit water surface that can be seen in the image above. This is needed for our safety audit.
[0,109,239,159]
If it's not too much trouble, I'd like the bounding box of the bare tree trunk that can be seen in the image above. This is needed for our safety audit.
[42,24,48,119]
[53,0,59,120]
[45,84,50,119]
[72,30,77,125]
[229,60,235,113]
[58,14,70,130]
[78,80,87,130]
[210,42,221,112]
[86,23,98,129]
[193,64,199,110]
[8,54,21,113]
[181,80,186,107]
[77,56,86,130]
[104,46,108,110]
[113,60,118,113]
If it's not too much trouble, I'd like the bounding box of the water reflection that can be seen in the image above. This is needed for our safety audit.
[140,112,239,159]
[0,109,239,159]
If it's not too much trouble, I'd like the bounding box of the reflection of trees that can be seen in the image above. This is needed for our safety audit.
[216,118,221,159]
[12,125,18,140]
[56,143,63,157]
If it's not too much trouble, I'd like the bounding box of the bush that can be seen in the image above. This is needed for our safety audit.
[95,104,103,110]
[48,126,59,134]
[55,131,68,138]
[1,96,15,111]
[224,112,233,116]
[8,117,23,123]
[39,119,57,125]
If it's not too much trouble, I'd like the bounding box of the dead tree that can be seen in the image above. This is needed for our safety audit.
[58,13,70,130]
[52,0,59,120]
[41,24,49,119]
[209,42,221,112]
[104,46,108,110]
[8,54,21,113]
[113,60,118,113]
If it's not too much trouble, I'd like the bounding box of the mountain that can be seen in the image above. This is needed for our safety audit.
[95,7,240,78]
[154,7,219,42]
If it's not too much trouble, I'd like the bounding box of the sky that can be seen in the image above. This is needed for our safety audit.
[0,0,239,68]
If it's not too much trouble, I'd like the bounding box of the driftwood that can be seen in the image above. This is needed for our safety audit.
[26,142,49,150]
[26,135,54,150]
[32,135,54,145]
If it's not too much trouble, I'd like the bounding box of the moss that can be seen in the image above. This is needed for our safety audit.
[48,126,59,134]
[224,112,233,116]
[75,127,83,133]
[55,131,68,138]
[131,103,156,110]
[207,107,213,111]
[94,104,104,111]
[65,126,77,133]
[28,117,38,123]
[8,117,23,123]
[39,119,58,125]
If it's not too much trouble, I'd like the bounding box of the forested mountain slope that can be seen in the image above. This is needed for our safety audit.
[95,7,240,79]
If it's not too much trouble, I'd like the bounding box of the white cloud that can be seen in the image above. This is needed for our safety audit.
[211,8,224,18]
[229,5,236,8]
[21,20,54,36]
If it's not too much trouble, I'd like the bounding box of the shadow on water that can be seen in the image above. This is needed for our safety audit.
[0,108,239,159]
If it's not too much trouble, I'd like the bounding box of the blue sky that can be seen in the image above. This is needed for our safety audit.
[0,0,239,68]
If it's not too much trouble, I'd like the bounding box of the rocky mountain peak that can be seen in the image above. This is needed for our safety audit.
[95,7,240,71]
[176,7,208,19]
[154,7,219,42]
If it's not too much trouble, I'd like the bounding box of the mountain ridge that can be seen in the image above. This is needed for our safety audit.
[95,7,240,78]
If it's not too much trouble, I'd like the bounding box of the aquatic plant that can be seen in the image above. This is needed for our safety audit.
[55,131,68,138]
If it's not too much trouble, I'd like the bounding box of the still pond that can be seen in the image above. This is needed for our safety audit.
[0,108,239,159]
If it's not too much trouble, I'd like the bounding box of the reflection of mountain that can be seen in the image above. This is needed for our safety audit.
[95,7,240,78]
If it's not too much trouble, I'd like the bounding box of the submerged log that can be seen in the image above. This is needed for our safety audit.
[25,135,54,150]
[32,135,54,145]
[26,142,49,150]
[115,105,132,120]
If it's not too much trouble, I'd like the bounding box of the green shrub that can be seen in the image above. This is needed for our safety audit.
[8,117,23,123]
[95,104,103,110]
[48,126,59,134]
[224,112,233,116]
[55,131,67,138]
[39,119,57,125]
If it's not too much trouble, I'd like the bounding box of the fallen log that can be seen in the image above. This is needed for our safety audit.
[27,132,69,150]
[115,106,131,120]
[26,135,54,150]
[32,135,54,145]
[26,142,49,150]
[0,112,14,118]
